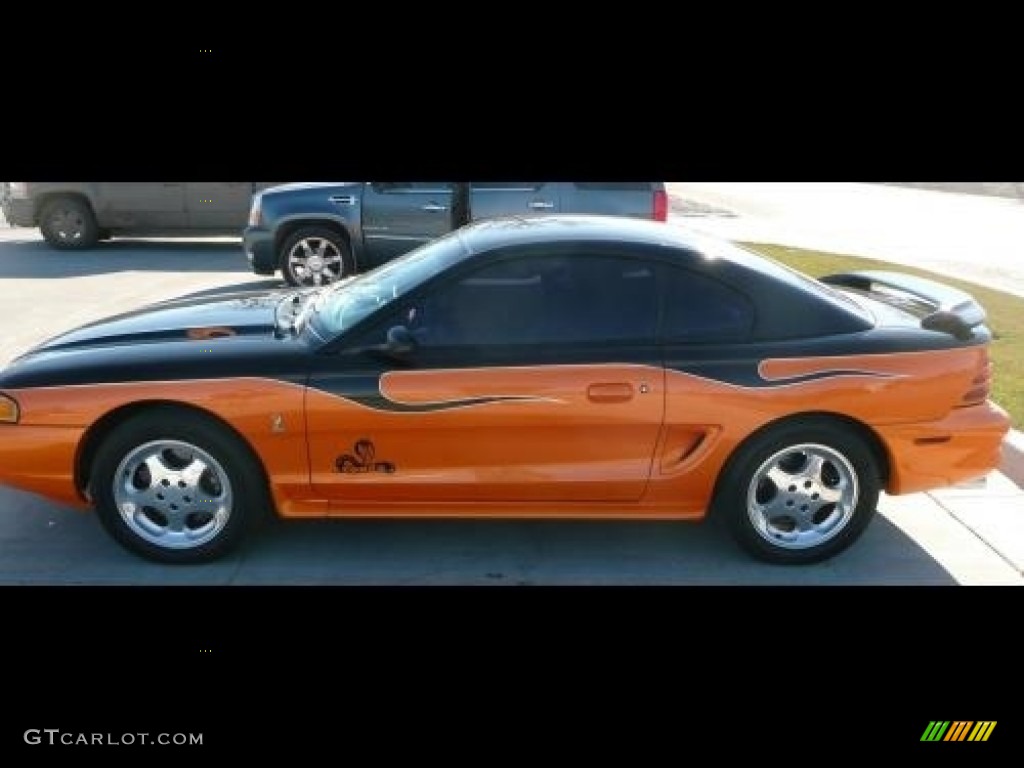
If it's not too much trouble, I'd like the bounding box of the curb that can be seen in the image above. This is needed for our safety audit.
[999,429,1024,489]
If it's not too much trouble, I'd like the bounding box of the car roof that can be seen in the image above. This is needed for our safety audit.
[458,214,776,271]
[456,215,875,340]
[459,214,701,253]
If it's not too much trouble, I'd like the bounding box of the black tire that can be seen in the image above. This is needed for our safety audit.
[713,419,881,565]
[279,226,354,287]
[90,408,271,564]
[39,196,99,249]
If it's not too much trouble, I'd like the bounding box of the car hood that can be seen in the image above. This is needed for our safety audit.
[0,288,317,389]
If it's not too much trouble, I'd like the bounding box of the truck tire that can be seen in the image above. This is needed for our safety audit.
[279,227,354,287]
[39,196,99,249]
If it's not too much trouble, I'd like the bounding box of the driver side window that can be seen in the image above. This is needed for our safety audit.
[371,252,658,349]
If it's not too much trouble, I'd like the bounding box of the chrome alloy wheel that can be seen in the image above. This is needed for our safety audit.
[112,440,234,550]
[286,236,344,285]
[745,443,859,550]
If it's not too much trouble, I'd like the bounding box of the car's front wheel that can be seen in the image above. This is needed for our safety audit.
[90,409,269,563]
[714,420,881,564]
[279,226,354,287]
[39,196,99,249]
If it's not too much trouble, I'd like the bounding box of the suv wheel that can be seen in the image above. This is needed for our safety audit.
[39,196,99,249]
[280,227,354,287]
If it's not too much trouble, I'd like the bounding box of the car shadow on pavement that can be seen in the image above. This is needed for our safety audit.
[0,239,247,279]
[0,487,961,585]
[229,515,961,585]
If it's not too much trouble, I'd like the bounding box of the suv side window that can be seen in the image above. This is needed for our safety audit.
[470,182,545,191]
[371,182,453,193]
[572,182,654,191]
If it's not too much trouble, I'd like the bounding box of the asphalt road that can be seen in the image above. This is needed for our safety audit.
[0,222,1020,585]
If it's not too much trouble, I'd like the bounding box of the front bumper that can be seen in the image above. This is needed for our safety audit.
[878,400,1012,495]
[0,423,89,508]
[1,197,35,227]
[243,227,277,275]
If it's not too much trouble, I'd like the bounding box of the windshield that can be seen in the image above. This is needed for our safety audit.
[309,231,470,338]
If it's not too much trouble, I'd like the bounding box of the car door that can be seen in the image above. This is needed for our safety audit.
[305,244,666,507]
[469,182,561,219]
[96,183,187,228]
[186,182,254,229]
[361,182,455,264]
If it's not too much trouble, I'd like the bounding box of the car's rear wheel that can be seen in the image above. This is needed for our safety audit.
[714,420,880,564]
[90,409,269,563]
[279,227,353,287]
[39,196,99,249]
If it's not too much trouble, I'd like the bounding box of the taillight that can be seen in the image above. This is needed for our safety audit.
[960,349,992,406]
[248,193,263,227]
[653,189,668,222]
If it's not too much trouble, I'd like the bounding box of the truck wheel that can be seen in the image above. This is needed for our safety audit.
[39,196,99,249]
[280,227,354,287]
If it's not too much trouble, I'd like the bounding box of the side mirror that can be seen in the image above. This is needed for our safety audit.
[385,325,417,355]
[361,325,417,363]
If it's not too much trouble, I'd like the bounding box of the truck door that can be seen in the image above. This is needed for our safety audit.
[186,182,253,230]
[96,183,187,228]
[361,182,454,265]
[469,182,561,219]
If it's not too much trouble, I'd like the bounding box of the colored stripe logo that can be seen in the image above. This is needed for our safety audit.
[921,721,996,742]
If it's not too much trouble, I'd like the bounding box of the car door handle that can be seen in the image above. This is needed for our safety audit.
[421,203,449,212]
[587,383,634,403]
[528,201,555,210]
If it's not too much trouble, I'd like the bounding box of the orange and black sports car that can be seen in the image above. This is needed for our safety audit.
[0,216,1010,564]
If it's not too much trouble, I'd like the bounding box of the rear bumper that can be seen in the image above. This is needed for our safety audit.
[243,227,277,275]
[1,198,35,227]
[878,401,1012,495]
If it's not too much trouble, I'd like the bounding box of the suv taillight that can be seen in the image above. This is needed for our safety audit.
[653,189,668,222]
[960,349,992,407]
[248,193,262,227]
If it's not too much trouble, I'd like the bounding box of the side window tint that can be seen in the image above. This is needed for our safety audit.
[404,253,658,347]
[661,267,754,342]
[573,182,653,191]
[470,182,544,191]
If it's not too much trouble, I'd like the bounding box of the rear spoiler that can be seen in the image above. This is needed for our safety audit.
[821,270,986,340]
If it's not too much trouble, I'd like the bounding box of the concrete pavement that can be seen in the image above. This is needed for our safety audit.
[666,182,1024,299]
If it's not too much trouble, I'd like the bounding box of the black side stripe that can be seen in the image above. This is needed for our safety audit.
[347,393,547,413]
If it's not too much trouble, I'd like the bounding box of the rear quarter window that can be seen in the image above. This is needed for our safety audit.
[660,267,755,342]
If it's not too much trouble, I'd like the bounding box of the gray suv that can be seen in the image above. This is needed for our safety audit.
[2,182,281,248]
[244,182,669,286]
